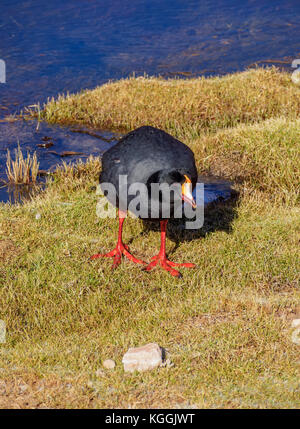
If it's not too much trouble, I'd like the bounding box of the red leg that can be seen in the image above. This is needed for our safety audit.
[143,220,196,278]
[90,210,147,268]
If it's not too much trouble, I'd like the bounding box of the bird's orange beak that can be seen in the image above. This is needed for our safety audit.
[182,175,197,208]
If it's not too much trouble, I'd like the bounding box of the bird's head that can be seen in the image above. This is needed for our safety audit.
[147,169,196,208]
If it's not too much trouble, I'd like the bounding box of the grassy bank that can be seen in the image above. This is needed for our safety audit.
[35,68,300,136]
[0,69,299,408]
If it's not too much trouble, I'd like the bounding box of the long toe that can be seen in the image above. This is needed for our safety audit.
[90,249,116,260]
[91,245,146,267]
[161,261,183,278]
[142,259,158,272]
[90,253,101,260]
[142,255,183,277]
[90,253,108,260]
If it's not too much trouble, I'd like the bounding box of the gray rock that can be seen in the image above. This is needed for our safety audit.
[122,343,163,373]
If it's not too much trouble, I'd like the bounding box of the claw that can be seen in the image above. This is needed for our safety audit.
[143,254,193,277]
[142,220,195,278]
[90,244,146,267]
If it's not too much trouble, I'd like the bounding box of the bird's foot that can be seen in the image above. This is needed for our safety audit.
[142,254,195,278]
[90,242,147,269]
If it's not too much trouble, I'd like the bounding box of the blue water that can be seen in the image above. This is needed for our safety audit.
[1,0,300,202]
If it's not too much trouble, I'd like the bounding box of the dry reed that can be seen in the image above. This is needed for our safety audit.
[6,145,39,184]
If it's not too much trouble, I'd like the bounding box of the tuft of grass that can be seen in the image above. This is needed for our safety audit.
[31,68,300,137]
[6,145,39,185]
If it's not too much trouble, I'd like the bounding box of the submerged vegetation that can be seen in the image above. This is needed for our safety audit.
[1,68,299,408]
[6,145,39,184]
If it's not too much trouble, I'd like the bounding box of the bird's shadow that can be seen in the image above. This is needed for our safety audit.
[128,187,240,256]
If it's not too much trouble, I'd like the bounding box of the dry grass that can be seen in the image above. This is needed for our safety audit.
[32,68,300,137]
[1,69,299,408]
[52,155,101,189]
[190,117,300,206]
[0,173,299,408]
[6,145,39,185]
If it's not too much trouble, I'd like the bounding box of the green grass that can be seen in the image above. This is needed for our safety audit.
[0,69,299,408]
[193,117,300,205]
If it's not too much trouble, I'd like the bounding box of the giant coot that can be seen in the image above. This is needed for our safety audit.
[91,126,197,277]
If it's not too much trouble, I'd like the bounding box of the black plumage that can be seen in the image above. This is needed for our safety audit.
[100,126,197,219]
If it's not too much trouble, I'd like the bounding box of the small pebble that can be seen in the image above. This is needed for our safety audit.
[103,359,116,370]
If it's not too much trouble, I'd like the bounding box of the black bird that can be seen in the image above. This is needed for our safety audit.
[91,126,197,277]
